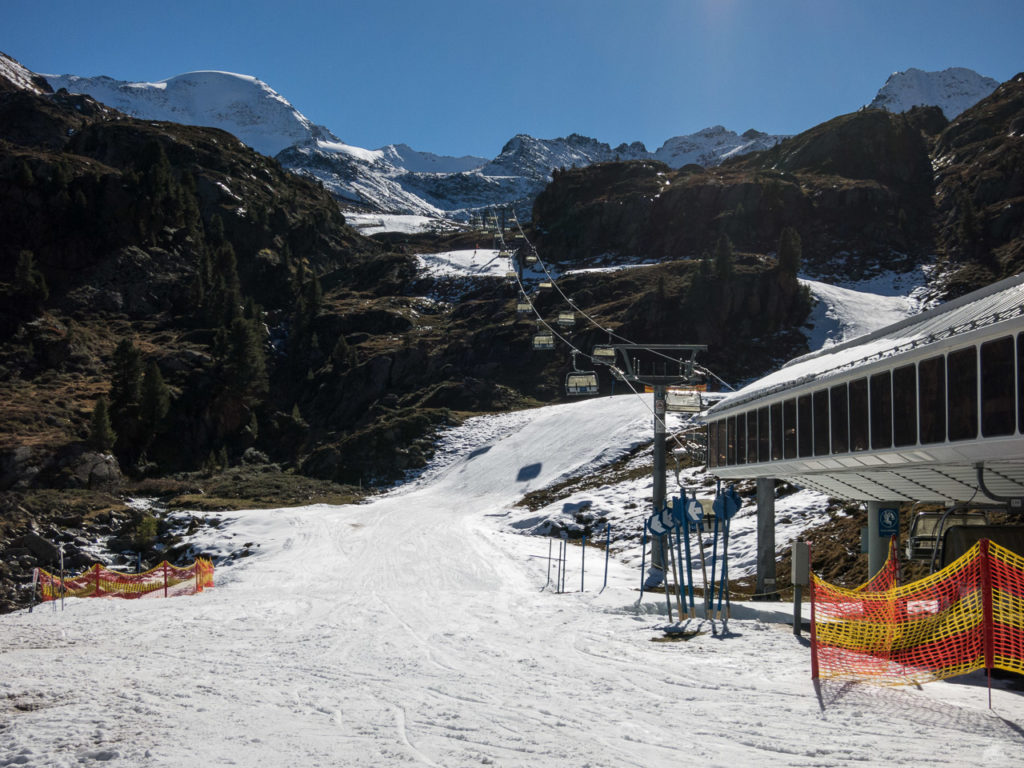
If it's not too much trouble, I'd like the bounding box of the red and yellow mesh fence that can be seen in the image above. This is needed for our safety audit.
[36,559,214,601]
[811,540,1024,685]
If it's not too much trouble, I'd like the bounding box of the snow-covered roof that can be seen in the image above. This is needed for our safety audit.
[709,272,1024,416]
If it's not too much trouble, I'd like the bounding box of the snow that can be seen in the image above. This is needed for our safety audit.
[800,268,932,350]
[4,396,1023,767]
[0,52,47,95]
[868,67,1000,120]
[415,249,516,280]
[44,70,339,157]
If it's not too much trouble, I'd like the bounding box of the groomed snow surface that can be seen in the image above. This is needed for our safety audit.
[4,395,1024,767]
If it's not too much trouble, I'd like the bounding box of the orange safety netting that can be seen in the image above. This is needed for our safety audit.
[811,540,1024,685]
[36,559,214,601]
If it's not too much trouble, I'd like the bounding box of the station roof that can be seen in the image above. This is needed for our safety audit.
[708,272,1024,417]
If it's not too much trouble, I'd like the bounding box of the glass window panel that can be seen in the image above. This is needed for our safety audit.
[708,421,718,467]
[813,390,830,456]
[757,407,770,463]
[830,384,849,454]
[783,399,797,459]
[727,416,737,466]
[849,378,869,451]
[981,336,1014,437]
[746,411,758,464]
[717,419,728,466]
[947,346,978,442]
[870,371,893,449]
[893,364,917,447]
[797,394,813,458]
[918,356,946,445]
[770,402,783,461]
[736,411,747,464]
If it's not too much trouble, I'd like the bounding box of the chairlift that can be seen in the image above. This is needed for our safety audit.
[538,281,553,291]
[593,345,617,364]
[532,332,555,351]
[906,508,990,561]
[498,249,511,257]
[565,351,599,396]
[516,298,532,314]
[556,311,575,327]
[565,371,599,396]
[506,270,518,280]
[525,253,538,265]
[666,388,702,413]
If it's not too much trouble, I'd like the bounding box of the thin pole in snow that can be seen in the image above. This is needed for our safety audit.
[581,534,586,592]
[601,524,611,593]
[545,539,552,590]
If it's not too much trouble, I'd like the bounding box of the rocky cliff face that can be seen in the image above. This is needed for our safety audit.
[531,86,1024,293]
[931,73,1024,295]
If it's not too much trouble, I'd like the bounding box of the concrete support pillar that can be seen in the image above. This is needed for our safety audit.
[867,501,900,577]
[755,477,778,600]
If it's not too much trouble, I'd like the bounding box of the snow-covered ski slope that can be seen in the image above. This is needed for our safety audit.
[4,395,1023,767]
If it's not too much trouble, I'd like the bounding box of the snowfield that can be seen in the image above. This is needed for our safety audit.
[3,395,1023,767]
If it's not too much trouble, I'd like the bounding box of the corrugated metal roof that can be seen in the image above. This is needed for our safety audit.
[708,272,1024,416]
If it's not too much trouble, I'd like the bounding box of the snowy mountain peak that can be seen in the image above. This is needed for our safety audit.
[868,67,999,120]
[44,69,339,157]
[0,51,49,94]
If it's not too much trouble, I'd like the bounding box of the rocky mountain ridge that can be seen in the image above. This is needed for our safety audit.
[41,66,793,217]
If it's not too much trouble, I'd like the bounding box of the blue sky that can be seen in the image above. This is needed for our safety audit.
[5,0,1021,158]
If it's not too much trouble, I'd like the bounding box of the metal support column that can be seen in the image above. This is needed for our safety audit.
[651,385,667,572]
[755,477,778,600]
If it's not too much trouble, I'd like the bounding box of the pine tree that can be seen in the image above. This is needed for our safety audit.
[12,250,48,305]
[88,397,117,452]
[714,234,735,278]
[225,316,268,400]
[777,226,802,275]
[139,359,171,448]
[109,339,143,455]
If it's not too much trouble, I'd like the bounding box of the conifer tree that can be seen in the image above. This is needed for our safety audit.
[88,397,116,452]
[139,359,171,448]
[777,226,802,275]
[109,339,143,455]
[12,250,48,305]
[714,234,735,278]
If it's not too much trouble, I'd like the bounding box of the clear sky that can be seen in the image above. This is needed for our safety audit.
[4,0,1022,159]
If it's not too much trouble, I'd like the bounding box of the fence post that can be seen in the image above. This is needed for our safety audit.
[94,563,101,598]
[979,538,994,707]
[163,562,169,598]
[809,543,819,680]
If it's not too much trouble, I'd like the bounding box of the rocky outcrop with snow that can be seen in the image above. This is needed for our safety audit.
[868,67,999,120]
[41,67,787,218]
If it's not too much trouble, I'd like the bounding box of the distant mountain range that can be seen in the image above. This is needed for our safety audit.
[42,65,999,219]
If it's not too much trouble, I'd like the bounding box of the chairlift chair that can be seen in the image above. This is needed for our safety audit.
[565,371,599,396]
[556,311,575,327]
[532,332,555,351]
[666,388,702,413]
[498,249,511,257]
[906,508,990,561]
[565,351,599,395]
[516,299,532,314]
[538,281,553,291]
[525,253,538,265]
[593,345,617,364]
